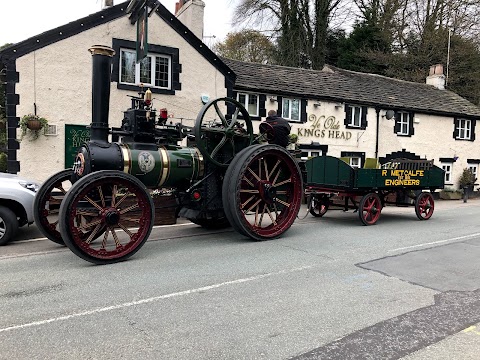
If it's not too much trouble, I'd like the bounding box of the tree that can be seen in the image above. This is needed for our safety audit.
[213,30,276,64]
[233,0,344,69]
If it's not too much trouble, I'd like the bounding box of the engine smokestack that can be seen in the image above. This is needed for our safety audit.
[88,45,115,143]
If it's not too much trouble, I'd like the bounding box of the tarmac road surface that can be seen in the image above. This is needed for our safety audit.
[1,199,480,359]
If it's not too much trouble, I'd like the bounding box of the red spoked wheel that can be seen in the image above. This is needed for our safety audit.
[309,195,329,217]
[59,171,154,264]
[415,192,434,220]
[223,144,303,240]
[34,170,73,245]
[359,193,382,225]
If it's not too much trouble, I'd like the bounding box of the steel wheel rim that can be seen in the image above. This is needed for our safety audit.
[234,148,302,238]
[194,98,253,167]
[66,177,153,260]
[418,193,434,219]
[361,194,381,225]
[0,217,6,239]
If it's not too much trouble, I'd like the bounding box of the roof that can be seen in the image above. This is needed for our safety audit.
[222,58,480,118]
[0,0,234,82]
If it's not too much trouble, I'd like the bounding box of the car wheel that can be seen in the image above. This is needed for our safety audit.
[0,206,19,245]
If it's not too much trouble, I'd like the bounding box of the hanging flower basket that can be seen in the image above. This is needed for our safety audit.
[26,119,42,130]
[19,114,49,141]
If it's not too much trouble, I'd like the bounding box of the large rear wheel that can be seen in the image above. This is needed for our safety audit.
[59,171,154,264]
[223,144,303,240]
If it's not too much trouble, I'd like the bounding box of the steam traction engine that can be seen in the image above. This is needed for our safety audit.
[34,46,303,264]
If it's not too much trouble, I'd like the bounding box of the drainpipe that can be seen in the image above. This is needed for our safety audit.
[375,107,380,159]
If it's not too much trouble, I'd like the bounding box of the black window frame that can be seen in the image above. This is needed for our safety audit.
[277,96,307,124]
[112,38,182,95]
[344,104,368,130]
[394,111,415,137]
[453,118,476,142]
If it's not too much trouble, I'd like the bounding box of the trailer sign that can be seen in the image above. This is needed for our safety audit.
[382,169,424,186]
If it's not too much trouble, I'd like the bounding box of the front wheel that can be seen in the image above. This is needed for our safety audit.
[59,171,154,264]
[359,193,382,225]
[415,192,434,220]
[0,206,18,245]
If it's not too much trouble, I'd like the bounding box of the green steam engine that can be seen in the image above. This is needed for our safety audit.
[34,45,303,264]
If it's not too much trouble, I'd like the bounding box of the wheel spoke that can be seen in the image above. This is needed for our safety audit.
[242,176,254,187]
[98,186,105,207]
[79,217,103,231]
[118,223,133,237]
[115,192,132,207]
[274,177,292,187]
[111,185,117,207]
[275,198,291,208]
[214,102,228,127]
[84,196,104,211]
[241,195,257,210]
[228,108,240,130]
[244,198,262,213]
[111,227,122,248]
[119,203,139,215]
[265,206,277,225]
[247,167,261,182]
[240,189,260,193]
[84,223,103,244]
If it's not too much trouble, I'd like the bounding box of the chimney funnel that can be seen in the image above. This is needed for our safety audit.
[88,45,115,143]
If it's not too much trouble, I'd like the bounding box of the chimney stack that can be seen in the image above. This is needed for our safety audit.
[103,0,114,9]
[175,0,205,40]
[426,64,446,90]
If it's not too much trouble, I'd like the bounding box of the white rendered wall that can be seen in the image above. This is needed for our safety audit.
[15,15,226,182]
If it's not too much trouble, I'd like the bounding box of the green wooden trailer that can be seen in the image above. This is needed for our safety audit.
[304,156,445,225]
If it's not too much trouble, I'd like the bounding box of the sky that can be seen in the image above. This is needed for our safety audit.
[0,0,233,47]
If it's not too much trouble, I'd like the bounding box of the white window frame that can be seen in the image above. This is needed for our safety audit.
[236,93,259,117]
[348,105,363,127]
[397,112,410,135]
[282,98,300,122]
[120,49,172,90]
[457,119,472,140]
[350,157,361,169]
[301,150,322,159]
[468,164,478,180]
[442,163,452,184]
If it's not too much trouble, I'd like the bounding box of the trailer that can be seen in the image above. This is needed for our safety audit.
[304,156,445,225]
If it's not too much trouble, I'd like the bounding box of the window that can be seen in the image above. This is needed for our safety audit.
[282,98,300,122]
[112,39,181,95]
[397,112,409,135]
[442,164,452,183]
[456,119,472,140]
[301,150,321,159]
[468,164,478,179]
[120,49,171,89]
[344,104,367,129]
[348,106,362,127]
[349,157,361,169]
[237,93,259,117]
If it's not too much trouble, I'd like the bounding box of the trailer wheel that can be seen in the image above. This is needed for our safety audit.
[59,170,154,264]
[309,195,329,217]
[34,169,74,245]
[415,192,434,220]
[359,193,382,225]
[194,97,254,167]
[224,144,303,240]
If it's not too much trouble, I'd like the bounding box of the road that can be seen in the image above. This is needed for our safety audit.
[1,199,480,359]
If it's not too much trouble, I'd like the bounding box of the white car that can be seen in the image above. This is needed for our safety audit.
[0,173,40,245]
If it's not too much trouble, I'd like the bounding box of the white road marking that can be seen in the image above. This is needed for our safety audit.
[0,265,315,334]
[389,232,480,252]
[15,223,196,243]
